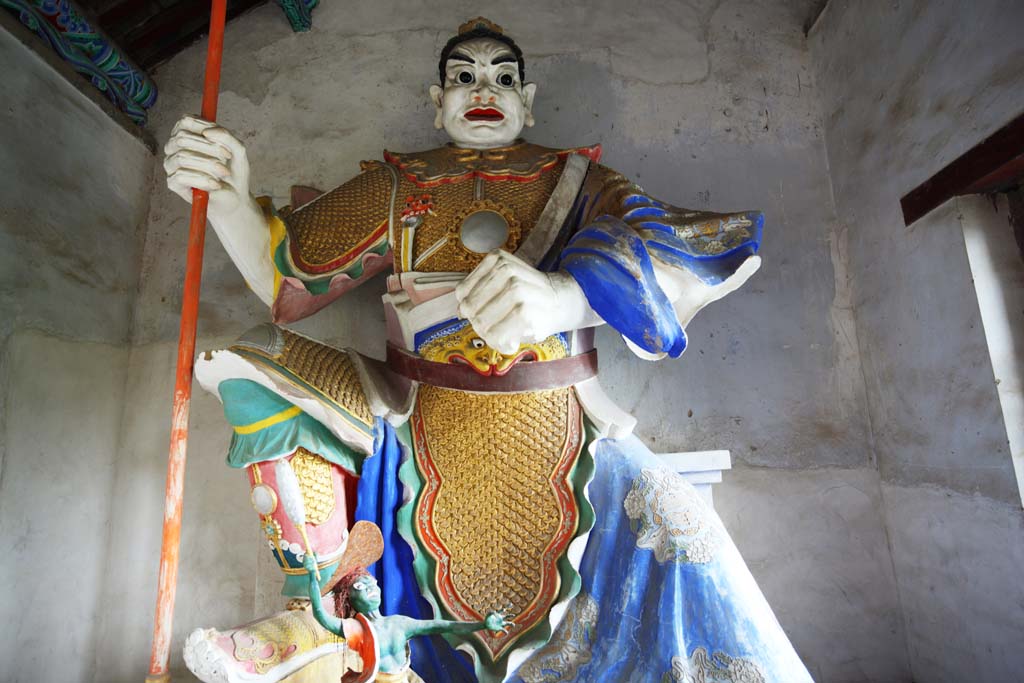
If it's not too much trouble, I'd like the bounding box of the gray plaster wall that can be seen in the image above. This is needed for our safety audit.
[0,23,153,683]
[96,1,910,681]
[810,0,1024,680]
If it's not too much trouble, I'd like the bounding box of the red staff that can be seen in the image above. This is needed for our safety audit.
[146,1,228,680]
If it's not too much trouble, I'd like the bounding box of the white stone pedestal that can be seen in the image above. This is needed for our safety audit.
[658,450,732,508]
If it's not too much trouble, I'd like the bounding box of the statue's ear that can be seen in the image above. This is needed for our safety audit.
[429,85,444,129]
[522,82,537,127]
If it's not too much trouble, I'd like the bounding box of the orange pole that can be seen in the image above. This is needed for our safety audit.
[146,1,228,680]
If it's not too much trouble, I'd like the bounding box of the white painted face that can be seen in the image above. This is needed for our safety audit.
[430,37,537,149]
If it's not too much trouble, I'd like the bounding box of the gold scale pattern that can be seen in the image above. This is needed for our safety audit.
[579,163,645,223]
[284,162,393,268]
[415,385,575,620]
[232,330,374,427]
[400,157,566,273]
[290,448,335,525]
[272,331,374,426]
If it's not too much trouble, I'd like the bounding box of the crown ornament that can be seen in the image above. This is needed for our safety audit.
[458,16,505,35]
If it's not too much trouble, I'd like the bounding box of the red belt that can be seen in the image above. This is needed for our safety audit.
[386,343,598,392]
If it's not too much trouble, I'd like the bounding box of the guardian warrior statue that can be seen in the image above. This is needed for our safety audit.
[169,17,813,683]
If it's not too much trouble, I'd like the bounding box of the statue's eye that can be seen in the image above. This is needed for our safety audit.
[471,338,486,349]
[497,73,515,87]
[457,71,474,84]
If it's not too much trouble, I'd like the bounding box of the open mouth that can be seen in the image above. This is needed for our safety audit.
[448,350,538,377]
[493,349,537,375]
[449,354,493,376]
[464,107,505,122]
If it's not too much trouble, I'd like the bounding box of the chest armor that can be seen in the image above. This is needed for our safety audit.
[385,143,599,274]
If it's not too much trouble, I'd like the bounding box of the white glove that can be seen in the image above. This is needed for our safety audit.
[455,250,602,355]
[164,115,275,306]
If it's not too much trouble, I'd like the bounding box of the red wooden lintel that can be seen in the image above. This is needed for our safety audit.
[900,111,1024,226]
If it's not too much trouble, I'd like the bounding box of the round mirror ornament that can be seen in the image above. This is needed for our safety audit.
[250,483,278,515]
[459,210,510,253]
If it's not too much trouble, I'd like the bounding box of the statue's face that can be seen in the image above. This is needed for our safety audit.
[349,574,382,614]
[430,37,536,149]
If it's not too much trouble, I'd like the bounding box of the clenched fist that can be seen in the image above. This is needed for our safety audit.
[455,250,600,355]
[164,115,253,219]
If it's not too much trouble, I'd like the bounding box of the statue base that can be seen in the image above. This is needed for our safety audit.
[660,449,732,506]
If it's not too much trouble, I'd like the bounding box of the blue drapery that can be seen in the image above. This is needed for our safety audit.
[559,211,763,359]
[509,436,813,682]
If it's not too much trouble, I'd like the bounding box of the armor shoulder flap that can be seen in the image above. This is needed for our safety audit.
[283,161,396,277]
[229,324,376,430]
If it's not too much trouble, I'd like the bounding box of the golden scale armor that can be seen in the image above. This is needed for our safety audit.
[277,142,598,277]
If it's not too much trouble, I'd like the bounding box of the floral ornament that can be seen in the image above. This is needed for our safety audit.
[623,468,722,564]
[661,648,766,683]
[515,593,599,682]
[262,517,283,544]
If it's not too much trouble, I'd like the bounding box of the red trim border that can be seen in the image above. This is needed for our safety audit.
[290,220,389,275]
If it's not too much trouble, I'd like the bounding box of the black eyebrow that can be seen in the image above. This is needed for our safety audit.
[491,54,518,65]
[447,52,475,64]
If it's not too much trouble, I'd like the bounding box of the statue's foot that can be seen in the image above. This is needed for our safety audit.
[183,609,351,683]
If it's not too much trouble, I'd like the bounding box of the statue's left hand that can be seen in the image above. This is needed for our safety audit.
[455,250,598,355]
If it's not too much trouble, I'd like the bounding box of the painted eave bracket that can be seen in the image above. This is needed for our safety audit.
[277,0,318,32]
[0,0,157,125]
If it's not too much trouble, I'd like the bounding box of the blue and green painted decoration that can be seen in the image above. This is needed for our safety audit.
[277,0,318,32]
[2,0,319,126]
[1,0,157,124]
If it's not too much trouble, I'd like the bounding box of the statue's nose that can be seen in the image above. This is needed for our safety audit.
[484,348,501,366]
[472,77,498,101]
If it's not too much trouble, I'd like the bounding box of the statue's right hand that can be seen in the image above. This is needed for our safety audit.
[164,114,251,220]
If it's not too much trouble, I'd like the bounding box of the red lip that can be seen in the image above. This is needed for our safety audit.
[464,107,505,122]
[493,350,538,375]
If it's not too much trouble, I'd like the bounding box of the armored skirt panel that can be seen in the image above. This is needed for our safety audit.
[408,385,586,663]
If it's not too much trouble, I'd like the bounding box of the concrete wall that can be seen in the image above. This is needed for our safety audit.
[97,1,908,681]
[0,23,153,683]
[810,1,1024,680]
